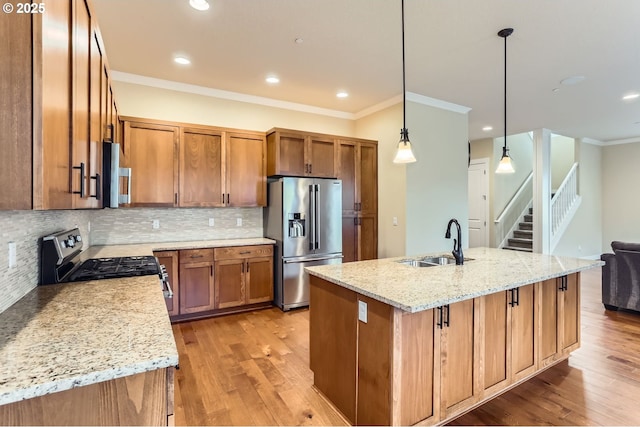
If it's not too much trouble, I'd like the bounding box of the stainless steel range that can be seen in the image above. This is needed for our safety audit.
[40,228,172,298]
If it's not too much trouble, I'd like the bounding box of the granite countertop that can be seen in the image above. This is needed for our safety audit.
[305,247,604,313]
[83,237,276,258]
[0,237,274,407]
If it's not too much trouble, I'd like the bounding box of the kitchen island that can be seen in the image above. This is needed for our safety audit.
[305,247,603,426]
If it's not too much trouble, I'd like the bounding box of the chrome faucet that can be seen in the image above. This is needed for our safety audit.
[445,218,464,265]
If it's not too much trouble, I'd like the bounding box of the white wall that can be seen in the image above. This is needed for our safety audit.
[355,103,405,258]
[602,141,640,251]
[552,141,602,258]
[405,102,469,255]
[113,81,356,136]
[551,134,575,190]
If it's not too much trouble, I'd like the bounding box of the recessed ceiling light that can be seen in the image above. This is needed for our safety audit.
[294,38,304,44]
[482,126,493,131]
[560,75,586,85]
[336,91,349,98]
[189,0,210,11]
[552,87,560,93]
[265,76,280,84]
[622,93,640,101]
[174,56,191,65]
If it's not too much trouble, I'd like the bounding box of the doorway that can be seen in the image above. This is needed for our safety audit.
[468,158,490,247]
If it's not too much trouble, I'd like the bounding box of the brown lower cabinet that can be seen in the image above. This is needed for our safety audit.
[154,244,274,321]
[309,272,581,426]
[179,249,215,314]
[214,245,274,309]
[0,368,173,426]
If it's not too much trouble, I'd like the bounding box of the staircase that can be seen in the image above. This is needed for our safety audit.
[504,207,533,252]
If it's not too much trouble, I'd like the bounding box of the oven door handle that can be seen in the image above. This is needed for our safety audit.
[160,265,173,298]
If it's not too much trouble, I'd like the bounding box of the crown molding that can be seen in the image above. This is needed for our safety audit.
[580,137,604,146]
[600,136,640,146]
[110,71,354,120]
[406,92,472,114]
[111,71,471,122]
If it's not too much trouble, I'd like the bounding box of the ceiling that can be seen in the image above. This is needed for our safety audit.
[92,0,640,143]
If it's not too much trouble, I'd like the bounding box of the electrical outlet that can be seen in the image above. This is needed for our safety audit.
[358,300,368,323]
[152,220,160,229]
[208,218,215,227]
[8,242,17,269]
[236,218,243,227]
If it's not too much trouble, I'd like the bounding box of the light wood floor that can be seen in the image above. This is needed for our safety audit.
[172,268,640,425]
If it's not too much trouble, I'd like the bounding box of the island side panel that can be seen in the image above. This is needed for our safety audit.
[356,295,392,426]
[309,275,358,424]
[0,368,168,426]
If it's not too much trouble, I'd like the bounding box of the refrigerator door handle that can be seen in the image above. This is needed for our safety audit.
[314,184,320,250]
[283,255,344,264]
[309,184,315,251]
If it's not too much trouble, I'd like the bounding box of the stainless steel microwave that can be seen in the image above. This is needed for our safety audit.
[102,141,131,208]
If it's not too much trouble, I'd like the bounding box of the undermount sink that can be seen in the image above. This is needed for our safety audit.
[396,255,474,268]
[420,256,457,265]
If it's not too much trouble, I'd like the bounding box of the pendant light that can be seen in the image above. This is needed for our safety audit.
[495,27,515,174]
[393,0,417,164]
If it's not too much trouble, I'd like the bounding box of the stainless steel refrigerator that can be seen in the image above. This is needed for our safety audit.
[264,177,342,310]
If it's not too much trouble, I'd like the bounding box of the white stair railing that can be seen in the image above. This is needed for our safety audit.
[551,163,580,248]
[494,172,533,248]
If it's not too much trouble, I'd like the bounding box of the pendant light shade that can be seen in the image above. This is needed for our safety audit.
[495,27,515,174]
[392,0,417,164]
[393,128,417,163]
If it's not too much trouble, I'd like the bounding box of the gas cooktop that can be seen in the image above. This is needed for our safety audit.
[68,256,160,282]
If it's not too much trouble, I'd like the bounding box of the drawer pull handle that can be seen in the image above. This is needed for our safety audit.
[190,255,204,258]
[239,251,251,255]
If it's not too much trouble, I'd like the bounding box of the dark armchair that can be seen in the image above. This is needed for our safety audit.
[601,241,640,311]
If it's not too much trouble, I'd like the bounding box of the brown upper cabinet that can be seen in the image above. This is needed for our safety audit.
[266,129,338,178]
[0,0,114,210]
[124,121,180,207]
[121,117,266,208]
[337,138,378,262]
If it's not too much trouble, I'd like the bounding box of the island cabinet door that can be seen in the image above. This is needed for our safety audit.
[560,273,580,353]
[392,308,437,426]
[478,284,536,398]
[438,298,479,418]
[478,291,510,396]
[537,278,560,367]
[510,284,537,381]
[538,273,581,367]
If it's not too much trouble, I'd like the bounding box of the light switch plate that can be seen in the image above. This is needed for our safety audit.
[358,300,368,323]
[393,216,398,226]
[8,242,17,269]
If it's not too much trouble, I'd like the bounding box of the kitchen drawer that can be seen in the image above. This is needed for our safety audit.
[214,245,273,260]
[179,248,214,264]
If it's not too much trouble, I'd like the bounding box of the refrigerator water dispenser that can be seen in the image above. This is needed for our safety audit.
[288,213,306,238]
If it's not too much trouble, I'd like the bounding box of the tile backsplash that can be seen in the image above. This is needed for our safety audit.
[0,207,264,314]
[0,210,91,314]
[89,207,263,245]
